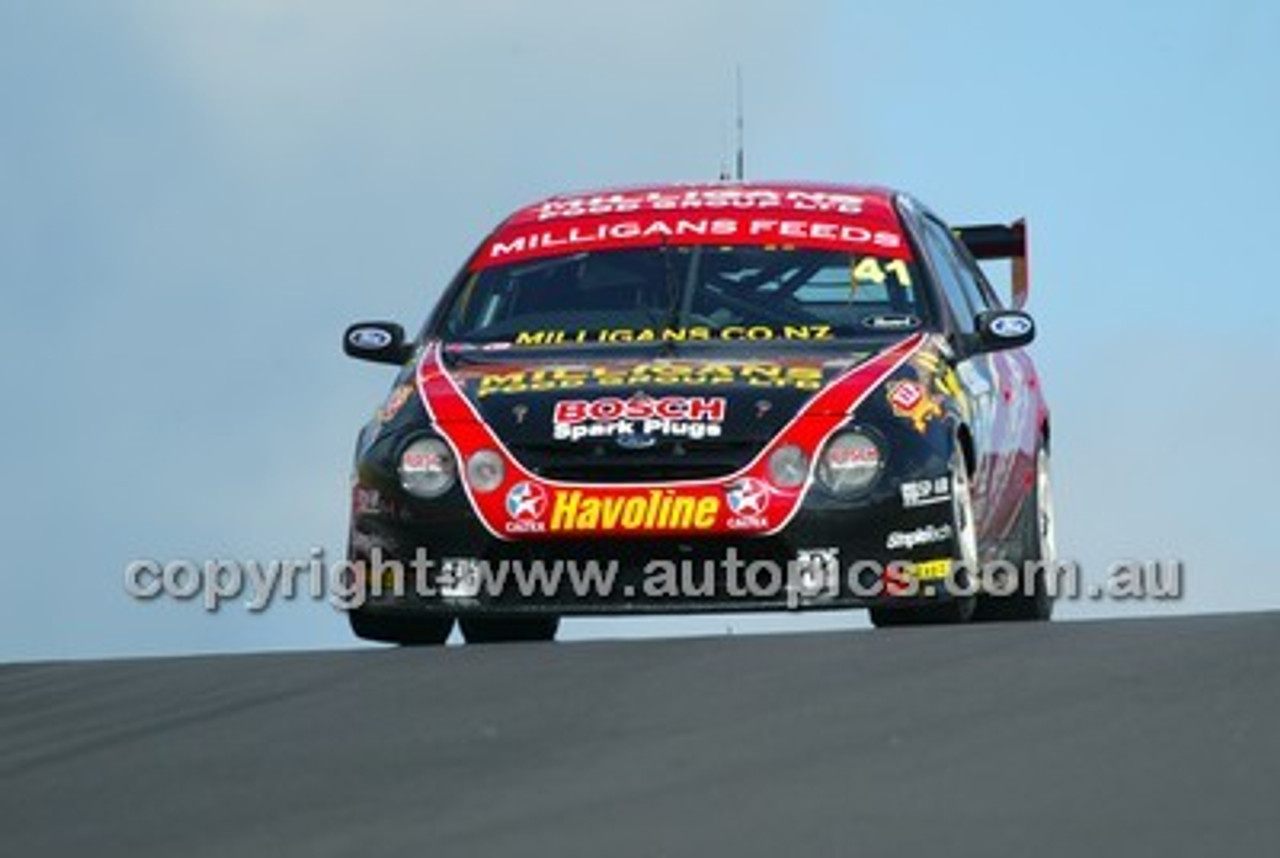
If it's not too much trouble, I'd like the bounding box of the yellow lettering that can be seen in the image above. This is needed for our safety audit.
[884,259,913,287]
[620,497,648,528]
[853,256,887,284]
[549,489,720,532]
[693,497,719,528]
[788,367,824,390]
[550,491,580,530]
[478,371,527,396]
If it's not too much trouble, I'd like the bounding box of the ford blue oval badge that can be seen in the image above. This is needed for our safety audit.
[990,315,1033,338]
[616,433,658,451]
[349,327,393,350]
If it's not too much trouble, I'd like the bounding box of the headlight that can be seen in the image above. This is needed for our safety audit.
[465,449,505,493]
[817,430,883,497]
[768,444,809,489]
[398,438,457,498]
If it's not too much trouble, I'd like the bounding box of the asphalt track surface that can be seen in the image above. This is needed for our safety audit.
[3,612,1278,857]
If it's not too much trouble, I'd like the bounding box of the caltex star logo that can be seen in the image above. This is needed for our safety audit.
[505,481,548,521]
[725,477,770,516]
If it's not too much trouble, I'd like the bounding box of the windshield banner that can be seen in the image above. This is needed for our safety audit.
[471,186,913,269]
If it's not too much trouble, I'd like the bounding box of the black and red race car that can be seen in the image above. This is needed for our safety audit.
[342,183,1054,644]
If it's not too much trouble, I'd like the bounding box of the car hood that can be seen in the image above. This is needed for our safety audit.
[406,335,925,533]
[432,344,883,447]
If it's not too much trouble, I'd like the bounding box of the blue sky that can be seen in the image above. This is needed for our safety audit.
[2,1,1277,661]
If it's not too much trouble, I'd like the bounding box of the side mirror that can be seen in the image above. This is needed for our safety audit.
[974,310,1035,353]
[343,321,412,365]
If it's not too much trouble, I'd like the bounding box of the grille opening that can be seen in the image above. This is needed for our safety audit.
[506,438,765,483]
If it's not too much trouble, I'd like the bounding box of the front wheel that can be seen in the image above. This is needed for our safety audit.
[459,615,560,644]
[348,609,454,645]
[974,444,1055,622]
[870,443,978,628]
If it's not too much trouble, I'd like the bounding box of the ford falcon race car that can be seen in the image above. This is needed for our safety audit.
[342,182,1054,644]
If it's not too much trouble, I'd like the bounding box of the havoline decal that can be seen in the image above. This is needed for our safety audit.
[415,334,924,540]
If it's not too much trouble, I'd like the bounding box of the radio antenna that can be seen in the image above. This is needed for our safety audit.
[734,65,745,181]
[718,143,731,182]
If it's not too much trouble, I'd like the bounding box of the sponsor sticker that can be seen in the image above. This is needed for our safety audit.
[724,477,772,529]
[900,476,951,509]
[886,524,953,551]
[438,558,484,599]
[552,395,726,442]
[825,437,881,471]
[504,481,549,534]
[534,188,872,220]
[353,486,387,516]
[503,482,726,535]
[513,325,832,346]
[862,314,920,331]
[908,352,970,424]
[469,187,913,269]
[548,489,720,533]
[402,448,447,474]
[887,379,943,433]
[909,559,952,581]
[478,216,907,268]
[475,363,823,397]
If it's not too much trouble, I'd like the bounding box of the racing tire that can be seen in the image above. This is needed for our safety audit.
[973,444,1055,622]
[869,442,978,628]
[459,615,561,644]
[348,609,454,645]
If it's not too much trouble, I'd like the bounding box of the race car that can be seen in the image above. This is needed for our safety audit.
[341,182,1054,644]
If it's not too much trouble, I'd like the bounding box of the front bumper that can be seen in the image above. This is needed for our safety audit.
[347,478,962,616]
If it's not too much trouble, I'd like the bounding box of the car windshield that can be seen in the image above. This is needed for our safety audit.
[439,245,928,347]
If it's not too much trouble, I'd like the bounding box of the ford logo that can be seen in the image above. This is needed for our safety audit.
[615,433,658,451]
[348,327,394,350]
[990,314,1033,338]
[862,313,921,331]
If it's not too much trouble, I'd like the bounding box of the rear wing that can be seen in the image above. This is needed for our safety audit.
[955,219,1029,309]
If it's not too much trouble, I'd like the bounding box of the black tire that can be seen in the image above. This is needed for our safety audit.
[348,609,454,645]
[458,615,560,644]
[869,598,974,627]
[974,444,1055,622]
[870,442,977,628]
